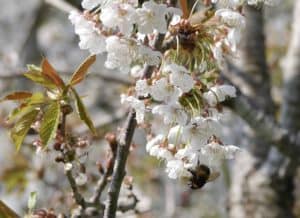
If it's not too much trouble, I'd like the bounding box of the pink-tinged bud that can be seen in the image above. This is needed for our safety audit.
[105,133,118,154]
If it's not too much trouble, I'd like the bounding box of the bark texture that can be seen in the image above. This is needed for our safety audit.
[230,2,300,218]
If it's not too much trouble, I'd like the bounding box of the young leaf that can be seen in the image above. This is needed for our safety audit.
[7,93,45,123]
[24,71,56,89]
[1,91,32,101]
[26,92,45,105]
[72,88,96,135]
[27,64,41,72]
[69,55,96,86]
[7,105,34,123]
[40,101,61,147]
[41,58,65,89]
[28,191,37,211]
[10,109,39,151]
[0,200,20,218]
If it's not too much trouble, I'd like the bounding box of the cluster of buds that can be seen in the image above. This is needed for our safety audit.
[69,0,275,186]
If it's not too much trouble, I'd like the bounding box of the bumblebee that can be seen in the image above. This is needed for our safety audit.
[188,164,220,189]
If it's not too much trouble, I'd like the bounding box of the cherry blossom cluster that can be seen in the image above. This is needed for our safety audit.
[69,0,181,73]
[68,0,271,183]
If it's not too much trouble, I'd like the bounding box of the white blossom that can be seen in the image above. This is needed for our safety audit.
[149,146,173,160]
[201,142,240,166]
[150,117,170,136]
[136,1,169,34]
[167,125,183,145]
[82,0,103,10]
[175,146,204,169]
[152,103,188,126]
[215,9,246,28]
[212,41,225,68]
[165,159,192,179]
[146,135,173,160]
[226,28,242,52]
[182,117,221,147]
[163,63,195,93]
[150,78,181,102]
[138,46,162,66]
[69,11,106,54]
[146,134,165,152]
[100,3,137,36]
[121,94,145,124]
[105,36,137,72]
[130,65,143,78]
[135,79,150,97]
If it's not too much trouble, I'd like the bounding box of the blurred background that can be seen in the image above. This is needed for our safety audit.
[0,0,299,217]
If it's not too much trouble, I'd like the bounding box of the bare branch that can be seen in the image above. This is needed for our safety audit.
[223,80,300,163]
[104,109,137,218]
[65,169,87,209]
[91,133,118,203]
[104,32,166,218]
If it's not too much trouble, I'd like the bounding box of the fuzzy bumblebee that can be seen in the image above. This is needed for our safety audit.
[188,164,220,189]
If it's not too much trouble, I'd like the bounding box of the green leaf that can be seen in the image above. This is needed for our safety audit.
[40,101,61,147]
[28,191,37,211]
[7,93,45,123]
[7,105,34,123]
[72,88,96,135]
[0,200,20,218]
[24,71,56,89]
[10,109,39,151]
[69,55,96,86]
[1,91,32,101]
[25,92,45,105]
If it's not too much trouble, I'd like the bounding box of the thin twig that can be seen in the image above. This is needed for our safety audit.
[91,137,118,203]
[61,111,87,214]
[66,170,87,208]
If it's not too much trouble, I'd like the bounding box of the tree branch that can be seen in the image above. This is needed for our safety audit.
[224,84,300,163]
[65,169,87,208]
[91,133,118,204]
[104,32,166,218]
[103,109,137,218]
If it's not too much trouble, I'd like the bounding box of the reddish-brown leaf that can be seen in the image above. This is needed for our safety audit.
[41,58,65,88]
[2,91,32,101]
[69,55,96,86]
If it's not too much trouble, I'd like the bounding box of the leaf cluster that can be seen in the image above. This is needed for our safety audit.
[1,55,97,150]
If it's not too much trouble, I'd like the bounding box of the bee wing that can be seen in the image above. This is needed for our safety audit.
[207,171,220,182]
